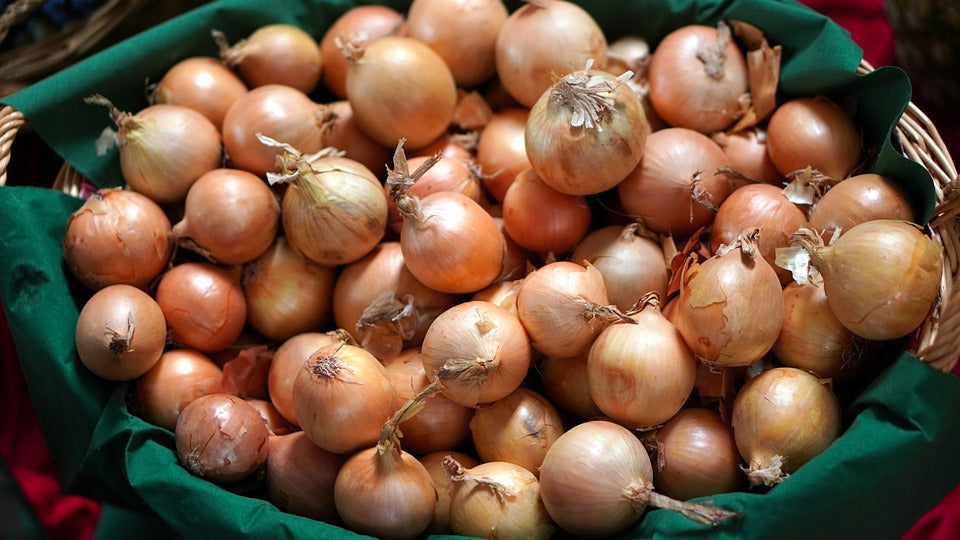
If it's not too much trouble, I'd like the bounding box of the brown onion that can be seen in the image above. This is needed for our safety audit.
[152,56,247,130]
[476,107,530,202]
[175,393,270,484]
[808,173,915,238]
[711,127,782,185]
[386,154,483,233]
[469,387,564,475]
[766,96,861,179]
[266,431,344,522]
[155,263,247,354]
[215,24,322,93]
[317,100,392,176]
[319,5,403,98]
[540,352,603,420]
[246,399,297,436]
[75,284,166,381]
[502,167,592,255]
[63,188,172,291]
[134,349,223,431]
[471,278,523,317]
[421,451,481,534]
[732,367,842,487]
[268,330,353,426]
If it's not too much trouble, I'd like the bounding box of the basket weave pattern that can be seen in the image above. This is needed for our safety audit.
[1,60,958,372]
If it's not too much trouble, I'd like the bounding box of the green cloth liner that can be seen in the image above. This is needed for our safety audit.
[1,1,957,538]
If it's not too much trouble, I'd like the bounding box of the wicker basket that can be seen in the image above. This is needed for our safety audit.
[1,61,958,373]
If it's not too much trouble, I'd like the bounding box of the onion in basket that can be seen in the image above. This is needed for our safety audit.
[152,56,248,130]
[133,349,223,431]
[213,24,322,94]
[807,173,915,238]
[766,96,862,180]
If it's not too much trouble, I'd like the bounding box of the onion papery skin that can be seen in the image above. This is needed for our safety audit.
[766,96,861,180]
[320,5,403,99]
[173,168,280,265]
[154,56,248,130]
[400,191,504,294]
[709,183,809,284]
[773,281,858,379]
[587,303,697,428]
[477,107,531,202]
[540,352,603,420]
[281,156,388,267]
[617,127,731,238]
[266,431,344,523]
[346,36,457,150]
[155,262,247,354]
[525,68,647,196]
[242,236,337,342]
[386,155,483,233]
[805,220,943,341]
[495,0,607,108]
[383,349,475,455]
[652,408,745,501]
[808,174,915,238]
[421,451,481,534]
[516,261,610,359]
[469,387,564,475]
[221,84,324,178]
[117,104,222,204]
[134,349,223,431]
[63,188,172,291]
[421,300,531,408]
[569,224,669,311]
[226,24,322,94]
[647,24,748,134]
[674,235,783,368]
[731,367,842,487]
[334,447,437,540]
[246,399,296,436]
[268,331,349,426]
[502,167,591,255]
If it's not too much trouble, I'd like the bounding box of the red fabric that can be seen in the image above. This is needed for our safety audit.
[1,306,101,540]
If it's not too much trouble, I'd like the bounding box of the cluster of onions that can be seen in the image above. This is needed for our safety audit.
[65,3,947,538]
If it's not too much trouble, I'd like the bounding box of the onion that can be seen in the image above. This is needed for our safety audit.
[266,431,344,523]
[85,95,221,204]
[421,300,531,408]
[408,132,475,161]
[214,24,322,93]
[405,0,508,87]
[317,100,392,176]
[516,261,623,359]
[469,387,564,475]
[494,217,534,282]
[711,127,782,186]
[155,262,247,354]
[389,143,504,293]
[540,352,603,419]
[732,367,842,487]
[647,23,749,133]
[215,341,273,400]
[472,278,523,317]
[674,230,783,368]
[476,107,530,202]
[785,221,942,340]
[649,408,745,500]
[495,0,607,108]
[221,84,324,177]
[617,127,732,238]
[605,35,665,133]
[173,168,280,265]
[539,420,737,536]
[246,399,296,436]
[386,154,483,233]
[133,349,223,431]
[333,242,459,356]
[293,342,399,454]
[808,173,915,238]
[443,457,556,539]
[176,393,270,484]
[569,223,669,311]
[334,398,437,540]
[709,183,809,284]
[525,62,646,195]
[420,451,480,534]
[319,4,403,98]
[766,96,861,179]
[152,56,247,130]
[383,349,475,455]
[588,293,697,428]
[502,167,592,255]
[343,35,457,149]
[266,139,388,266]
[267,330,353,426]
[75,284,166,381]
[62,188,172,291]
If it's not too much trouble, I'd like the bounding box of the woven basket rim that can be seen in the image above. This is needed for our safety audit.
[1,60,959,372]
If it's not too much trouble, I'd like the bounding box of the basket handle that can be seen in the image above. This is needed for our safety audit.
[0,105,26,187]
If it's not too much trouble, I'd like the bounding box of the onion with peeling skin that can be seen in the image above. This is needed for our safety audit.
[268,330,353,427]
[175,393,270,484]
[155,262,247,354]
[246,399,297,436]
[134,349,223,431]
[266,431,344,523]
[421,451,481,534]
[469,387,564,475]
[385,154,484,234]
[732,367,842,487]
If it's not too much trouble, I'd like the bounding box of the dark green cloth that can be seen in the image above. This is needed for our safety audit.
[1,1,958,539]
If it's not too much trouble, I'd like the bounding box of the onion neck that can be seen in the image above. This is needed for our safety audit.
[386,139,441,223]
[335,33,366,64]
[551,60,631,131]
[105,314,135,358]
[623,481,739,525]
[792,228,826,269]
[745,455,788,487]
[443,456,514,503]
[211,29,245,66]
[584,302,636,326]
[696,21,732,80]
[83,94,132,132]
[307,347,357,383]
[357,292,420,342]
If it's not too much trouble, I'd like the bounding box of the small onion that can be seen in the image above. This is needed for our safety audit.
[134,349,223,431]
[766,96,861,180]
[421,451,481,534]
[502,167,592,255]
[808,173,915,238]
[732,367,842,487]
[319,4,403,98]
[444,457,556,540]
[62,188,172,291]
[476,107,531,202]
[215,24,322,93]
[173,168,280,265]
[152,56,248,130]
[266,431,345,523]
[268,330,353,426]
[421,300,531,408]
[650,408,745,501]
[155,263,247,354]
[540,352,603,420]
[75,284,166,381]
[175,393,270,484]
[469,387,564,475]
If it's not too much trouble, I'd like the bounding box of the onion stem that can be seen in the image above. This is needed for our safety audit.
[696,21,731,80]
[623,481,739,525]
[378,379,441,455]
[386,139,442,222]
[442,456,515,504]
[306,344,360,384]
[744,455,788,487]
[356,291,420,341]
[551,60,632,131]
[211,29,245,66]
